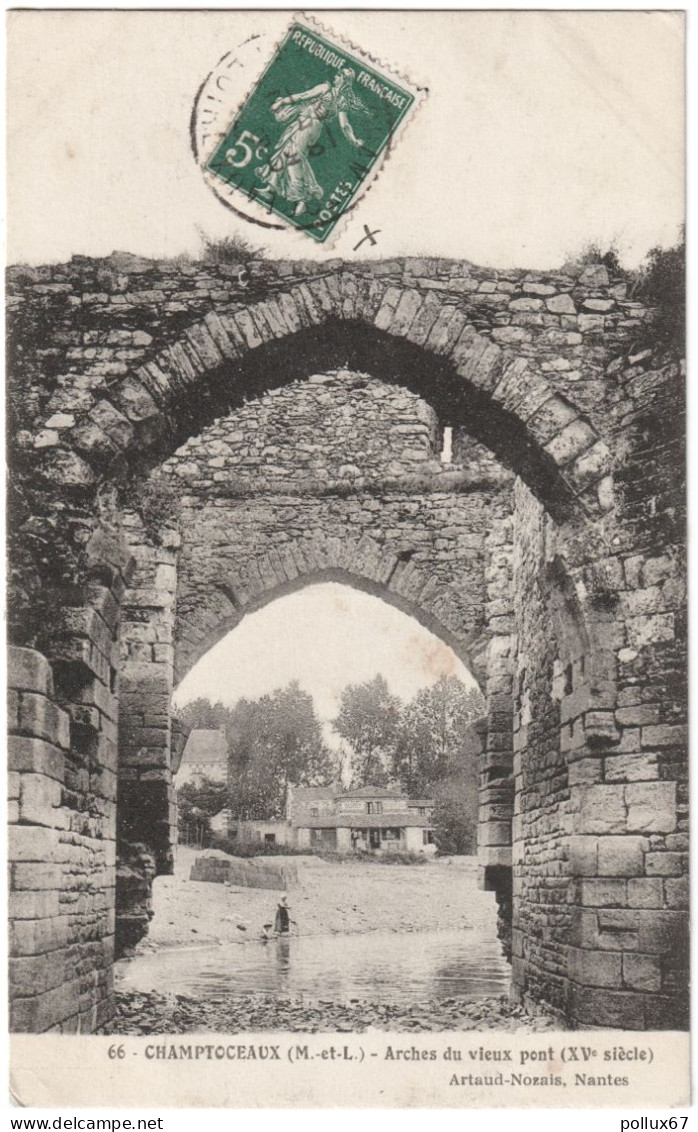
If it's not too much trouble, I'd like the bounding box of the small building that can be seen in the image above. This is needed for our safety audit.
[291,785,436,855]
[175,728,227,787]
[228,818,291,847]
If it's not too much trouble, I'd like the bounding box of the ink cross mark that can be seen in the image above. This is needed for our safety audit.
[353,224,381,251]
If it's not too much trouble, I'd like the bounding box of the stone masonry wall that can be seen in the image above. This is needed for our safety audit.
[116,512,180,955]
[508,346,687,1029]
[160,371,510,684]
[7,254,684,1033]
[8,642,118,1031]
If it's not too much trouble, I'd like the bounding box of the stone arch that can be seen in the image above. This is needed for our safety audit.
[172,534,488,690]
[34,274,613,524]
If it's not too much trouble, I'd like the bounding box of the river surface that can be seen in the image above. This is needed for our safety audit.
[116,929,510,1004]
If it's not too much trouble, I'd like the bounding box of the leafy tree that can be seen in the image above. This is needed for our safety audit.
[431,769,479,855]
[393,675,484,797]
[333,674,402,787]
[177,775,229,845]
[177,696,230,733]
[227,681,335,819]
[633,230,685,352]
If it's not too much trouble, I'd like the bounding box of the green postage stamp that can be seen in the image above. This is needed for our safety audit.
[205,19,422,243]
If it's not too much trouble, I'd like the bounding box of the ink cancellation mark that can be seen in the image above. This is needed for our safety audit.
[204,20,422,244]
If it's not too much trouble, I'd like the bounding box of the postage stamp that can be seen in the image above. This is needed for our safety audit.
[204,18,422,243]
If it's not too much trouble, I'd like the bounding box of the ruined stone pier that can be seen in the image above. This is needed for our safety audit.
[7,252,687,1032]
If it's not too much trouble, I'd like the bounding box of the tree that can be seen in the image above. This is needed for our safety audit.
[177,775,229,846]
[431,769,479,855]
[177,696,230,733]
[393,675,484,797]
[227,681,335,819]
[333,674,402,787]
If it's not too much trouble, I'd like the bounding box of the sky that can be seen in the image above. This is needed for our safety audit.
[172,582,477,747]
[7,10,684,269]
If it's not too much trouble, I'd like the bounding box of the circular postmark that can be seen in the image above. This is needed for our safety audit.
[191,18,425,245]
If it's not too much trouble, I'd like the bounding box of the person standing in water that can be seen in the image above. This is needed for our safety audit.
[274,895,293,935]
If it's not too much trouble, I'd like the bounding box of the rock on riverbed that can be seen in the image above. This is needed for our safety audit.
[104,990,557,1035]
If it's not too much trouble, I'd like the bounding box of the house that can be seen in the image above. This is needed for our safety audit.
[227,818,291,847]
[175,728,228,787]
[290,784,436,855]
[226,783,436,854]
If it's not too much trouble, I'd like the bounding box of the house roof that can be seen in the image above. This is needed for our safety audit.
[180,729,227,766]
[298,813,434,829]
[338,786,406,799]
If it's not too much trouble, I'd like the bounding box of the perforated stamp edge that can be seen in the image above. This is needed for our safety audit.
[192,12,429,250]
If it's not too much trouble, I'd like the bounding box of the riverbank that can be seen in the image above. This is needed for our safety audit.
[105,990,557,1034]
[137,847,497,952]
[105,849,551,1035]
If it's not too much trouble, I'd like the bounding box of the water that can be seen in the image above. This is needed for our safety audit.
[116,929,510,1005]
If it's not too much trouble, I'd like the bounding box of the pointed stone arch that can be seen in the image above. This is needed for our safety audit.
[36,273,613,523]
[173,533,488,689]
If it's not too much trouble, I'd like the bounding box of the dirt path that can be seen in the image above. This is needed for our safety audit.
[139,847,499,952]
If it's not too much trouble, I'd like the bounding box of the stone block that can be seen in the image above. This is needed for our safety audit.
[645,852,684,877]
[19,694,70,749]
[575,784,626,834]
[622,954,662,993]
[626,614,674,648]
[583,710,620,746]
[644,995,689,1031]
[621,586,664,618]
[9,953,66,997]
[568,947,622,988]
[19,774,63,827]
[568,835,598,875]
[637,910,688,955]
[597,836,645,877]
[640,724,687,749]
[9,890,60,920]
[583,298,614,312]
[665,834,689,851]
[8,648,53,696]
[579,264,610,287]
[627,878,664,908]
[664,876,689,909]
[580,878,626,907]
[9,736,65,781]
[642,555,675,586]
[10,915,70,956]
[569,988,644,1029]
[389,289,424,337]
[568,758,603,786]
[110,376,159,424]
[546,293,576,314]
[373,286,403,332]
[527,396,578,445]
[604,753,659,782]
[597,908,639,935]
[615,705,660,727]
[626,782,676,834]
[8,825,61,862]
[10,978,81,1033]
[13,862,64,891]
[510,297,544,312]
[568,440,613,491]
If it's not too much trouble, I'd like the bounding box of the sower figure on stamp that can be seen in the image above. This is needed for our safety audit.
[255,67,366,216]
